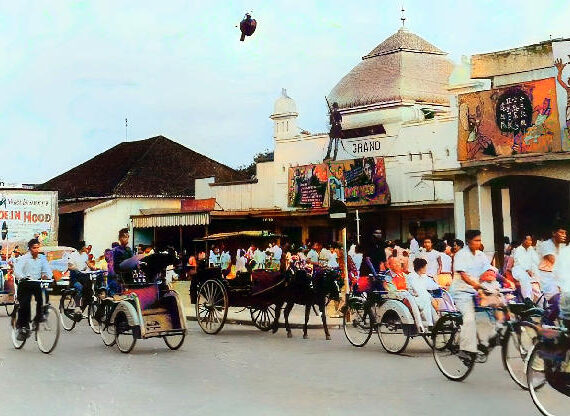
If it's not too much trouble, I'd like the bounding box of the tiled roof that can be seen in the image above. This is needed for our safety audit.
[38,136,246,200]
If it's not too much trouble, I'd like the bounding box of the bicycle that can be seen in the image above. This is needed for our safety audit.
[432,290,542,385]
[10,279,61,354]
[526,322,570,416]
[59,270,105,334]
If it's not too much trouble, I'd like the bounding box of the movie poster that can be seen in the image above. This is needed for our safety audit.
[287,164,329,208]
[329,157,390,206]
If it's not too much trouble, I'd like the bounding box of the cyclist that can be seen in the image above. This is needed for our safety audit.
[14,238,52,341]
[68,243,96,316]
[449,229,497,359]
[108,228,132,294]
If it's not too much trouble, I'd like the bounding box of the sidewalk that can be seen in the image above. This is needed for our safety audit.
[171,281,344,330]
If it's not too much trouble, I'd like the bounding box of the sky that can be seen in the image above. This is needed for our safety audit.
[1,0,569,184]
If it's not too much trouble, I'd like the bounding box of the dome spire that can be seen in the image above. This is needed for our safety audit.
[400,5,406,28]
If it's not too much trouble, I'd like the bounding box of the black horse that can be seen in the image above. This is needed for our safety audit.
[272,265,341,340]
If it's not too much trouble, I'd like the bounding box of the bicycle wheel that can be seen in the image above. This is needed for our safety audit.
[343,297,373,347]
[10,305,26,350]
[36,305,60,354]
[164,332,186,350]
[59,292,77,331]
[99,301,116,347]
[378,310,410,354]
[527,343,569,416]
[115,311,137,353]
[88,303,101,334]
[502,322,538,389]
[432,314,475,381]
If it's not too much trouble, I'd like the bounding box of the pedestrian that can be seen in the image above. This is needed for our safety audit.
[511,235,539,303]
[435,240,452,289]
[419,237,441,282]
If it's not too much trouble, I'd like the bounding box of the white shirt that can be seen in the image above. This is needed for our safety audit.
[318,249,332,266]
[350,252,363,272]
[513,245,539,274]
[407,271,434,299]
[327,251,339,268]
[253,249,266,269]
[539,239,563,296]
[439,252,452,273]
[220,251,231,270]
[451,247,490,294]
[556,245,570,294]
[271,245,282,261]
[67,251,88,271]
[236,255,247,273]
[14,253,52,281]
[410,239,419,254]
[306,249,318,264]
[420,250,440,278]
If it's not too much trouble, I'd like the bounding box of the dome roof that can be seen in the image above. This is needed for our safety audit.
[328,28,453,110]
[273,88,297,116]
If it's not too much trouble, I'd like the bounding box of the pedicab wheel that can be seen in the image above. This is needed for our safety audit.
[115,311,137,354]
[37,305,60,354]
[10,305,26,350]
[59,292,77,331]
[250,304,276,331]
[502,322,538,390]
[343,297,373,347]
[527,343,567,416]
[432,314,475,382]
[5,303,14,316]
[87,303,101,335]
[377,310,410,354]
[164,332,186,350]
[99,301,116,347]
[196,279,228,335]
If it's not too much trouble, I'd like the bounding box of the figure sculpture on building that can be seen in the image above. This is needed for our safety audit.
[325,101,343,161]
[555,58,570,133]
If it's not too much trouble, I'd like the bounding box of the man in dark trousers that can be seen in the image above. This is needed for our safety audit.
[325,102,343,161]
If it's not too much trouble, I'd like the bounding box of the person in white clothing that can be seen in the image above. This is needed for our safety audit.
[306,243,320,265]
[450,230,491,355]
[406,258,437,328]
[252,247,266,270]
[512,235,539,302]
[538,226,567,300]
[326,243,339,268]
[556,244,570,321]
[349,244,363,274]
[420,237,442,280]
[409,234,419,262]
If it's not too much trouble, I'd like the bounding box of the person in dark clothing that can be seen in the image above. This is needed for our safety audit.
[325,102,343,161]
[367,229,387,275]
[110,228,133,294]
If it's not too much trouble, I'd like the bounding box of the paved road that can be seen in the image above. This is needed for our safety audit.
[0,315,541,416]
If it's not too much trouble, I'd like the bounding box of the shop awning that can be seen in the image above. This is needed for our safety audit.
[131,212,209,228]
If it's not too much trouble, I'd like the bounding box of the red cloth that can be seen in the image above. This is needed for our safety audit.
[391,272,407,290]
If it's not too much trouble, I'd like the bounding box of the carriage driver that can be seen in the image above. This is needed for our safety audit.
[14,239,52,341]
[109,228,133,294]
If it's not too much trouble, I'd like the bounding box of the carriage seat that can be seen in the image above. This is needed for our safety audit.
[251,270,282,292]
[123,285,160,311]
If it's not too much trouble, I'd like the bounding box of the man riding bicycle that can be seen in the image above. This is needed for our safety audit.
[14,239,52,341]
[68,243,97,316]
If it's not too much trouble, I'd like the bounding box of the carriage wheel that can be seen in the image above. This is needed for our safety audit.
[115,311,137,353]
[10,304,26,350]
[164,332,186,350]
[250,305,276,331]
[527,342,568,416]
[502,322,538,390]
[432,314,475,382]
[36,305,61,354]
[377,310,410,354]
[196,279,228,335]
[59,292,77,331]
[343,297,373,347]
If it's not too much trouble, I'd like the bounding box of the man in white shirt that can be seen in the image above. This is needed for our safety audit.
[538,226,567,300]
[450,230,489,355]
[306,243,320,265]
[419,238,442,281]
[512,235,539,302]
[407,258,437,329]
[252,247,266,270]
[409,234,420,262]
[14,239,52,340]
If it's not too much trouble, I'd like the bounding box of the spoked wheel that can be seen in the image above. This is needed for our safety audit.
[164,332,186,350]
[99,301,116,347]
[196,279,228,335]
[378,310,410,354]
[115,311,137,354]
[250,305,276,331]
[343,297,373,347]
[59,292,77,331]
[36,305,61,354]
[502,323,538,390]
[10,305,26,350]
[432,314,475,381]
[88,303,101,334]
[5,303,14,316]
[527,343,569,416]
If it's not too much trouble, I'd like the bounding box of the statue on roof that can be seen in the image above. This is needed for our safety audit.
[324,100,343,161]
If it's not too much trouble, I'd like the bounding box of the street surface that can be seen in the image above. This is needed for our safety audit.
[0,313,541,416]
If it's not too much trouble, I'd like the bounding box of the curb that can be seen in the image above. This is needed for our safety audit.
[186,316,343,330]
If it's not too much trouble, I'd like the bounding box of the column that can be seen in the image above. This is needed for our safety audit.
[454,191,466,242]
[477,185,495,253]
[501,188,512,241]
[301,225,309,245]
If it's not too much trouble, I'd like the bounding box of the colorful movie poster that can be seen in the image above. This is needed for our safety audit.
[287,164,329,208]
[0,190,58,254]
[458,77,561,161]
[329,157,390,206]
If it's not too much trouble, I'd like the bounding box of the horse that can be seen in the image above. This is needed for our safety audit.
[272,264,342,340]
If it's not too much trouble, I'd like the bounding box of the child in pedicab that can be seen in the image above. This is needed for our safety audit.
[406,258,439,331]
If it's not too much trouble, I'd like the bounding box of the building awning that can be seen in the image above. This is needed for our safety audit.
[59,199,109,215]
[131,212,209,228]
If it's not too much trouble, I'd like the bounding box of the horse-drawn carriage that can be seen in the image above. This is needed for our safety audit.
[190,231,287,334]
[98,251,186,353]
